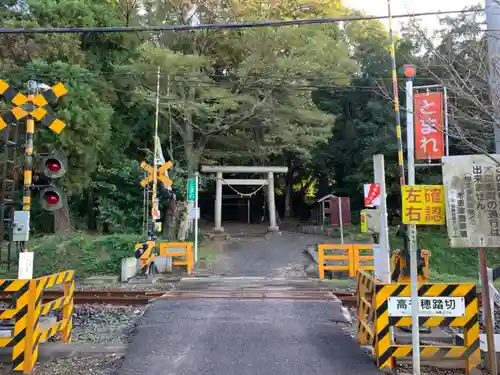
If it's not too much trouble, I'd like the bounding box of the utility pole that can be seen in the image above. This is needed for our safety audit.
[486,0,500,152]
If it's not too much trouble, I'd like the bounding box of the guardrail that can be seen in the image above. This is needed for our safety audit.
[317,244,373,278]
[356,270,480,374]
[158,242,194,275]
[0,270,74,374]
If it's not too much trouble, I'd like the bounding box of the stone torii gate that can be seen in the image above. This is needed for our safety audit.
[200,165,288,232]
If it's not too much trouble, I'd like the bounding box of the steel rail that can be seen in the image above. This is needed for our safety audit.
[0,288,357,306]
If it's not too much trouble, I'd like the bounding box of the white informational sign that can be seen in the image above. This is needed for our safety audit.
[189,207,200,220]
[18,252,34,280]
[364,183,381,207]
[442,154,500,248]
[388,296,465,317]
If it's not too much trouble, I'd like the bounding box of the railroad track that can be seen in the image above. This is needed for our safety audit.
[2,288,486,309]
[0,290,166,306]
[0,289,357,306]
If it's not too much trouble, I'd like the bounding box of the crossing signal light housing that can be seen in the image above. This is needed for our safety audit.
[40,187,64,211]
[40,153,67,179]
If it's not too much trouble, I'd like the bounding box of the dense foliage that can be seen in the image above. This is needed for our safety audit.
[0,0,488,235]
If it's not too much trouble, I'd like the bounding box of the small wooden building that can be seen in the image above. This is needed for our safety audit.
[317,194,351,226]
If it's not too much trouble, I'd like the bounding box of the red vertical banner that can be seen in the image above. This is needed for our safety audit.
[414,91,445,160]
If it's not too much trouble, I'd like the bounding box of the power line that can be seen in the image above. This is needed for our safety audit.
[0,9,484,34]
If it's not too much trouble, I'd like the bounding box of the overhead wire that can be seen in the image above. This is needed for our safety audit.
[0,8,485,34]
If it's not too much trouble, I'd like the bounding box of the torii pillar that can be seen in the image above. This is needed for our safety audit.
[200,165,288,233]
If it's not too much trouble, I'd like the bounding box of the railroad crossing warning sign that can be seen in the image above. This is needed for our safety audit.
[0,80,68,133]
[442,154,500,247]
[140,161,173,186]
[402,185,445,225]
[364,183,381,207]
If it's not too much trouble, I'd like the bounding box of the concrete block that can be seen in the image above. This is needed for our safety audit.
[154,256,173,273]
[83,275,120,285]
[121,257,138,282]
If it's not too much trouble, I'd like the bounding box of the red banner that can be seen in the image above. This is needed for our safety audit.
[414,92,444,160]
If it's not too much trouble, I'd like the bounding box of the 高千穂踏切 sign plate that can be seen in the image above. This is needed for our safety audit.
[388,296,465,317]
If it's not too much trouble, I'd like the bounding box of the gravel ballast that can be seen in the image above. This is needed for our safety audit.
[34,304,147,375]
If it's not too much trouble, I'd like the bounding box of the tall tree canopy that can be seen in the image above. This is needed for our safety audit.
[0,0,487,234]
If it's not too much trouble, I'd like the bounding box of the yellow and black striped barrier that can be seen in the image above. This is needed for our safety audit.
[158,242,194,275]
[356,270,376,346]
[0,270,74,374]
[356,271,480,374]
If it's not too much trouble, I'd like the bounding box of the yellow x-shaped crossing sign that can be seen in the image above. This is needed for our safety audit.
[0,80,68,134]
[140,161,173,186]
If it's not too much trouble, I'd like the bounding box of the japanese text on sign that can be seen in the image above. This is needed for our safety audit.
[414,91,445,160]
[442,155,500,247]
[402,185,445,225]
[387,297,465,317]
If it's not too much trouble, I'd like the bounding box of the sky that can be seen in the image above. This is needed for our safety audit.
[343,0,480,32]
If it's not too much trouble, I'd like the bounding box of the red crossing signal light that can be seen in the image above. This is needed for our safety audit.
[40,187,64,211]
[40,154,67,179]
[46,158,62,173]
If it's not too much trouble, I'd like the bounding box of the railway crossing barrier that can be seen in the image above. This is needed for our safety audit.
[158,241,194,275]
[0,270,74,374]
[356,270,480,374]
[317,244,373,278]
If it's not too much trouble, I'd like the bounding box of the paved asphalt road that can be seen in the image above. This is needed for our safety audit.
[210,231,328,277]
[115,231,382,375]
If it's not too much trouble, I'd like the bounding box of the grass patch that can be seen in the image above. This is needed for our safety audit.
[0,232,142,279]
[0,231,220,279]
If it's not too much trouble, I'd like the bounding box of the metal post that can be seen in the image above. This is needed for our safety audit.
[373,154,391,283]
[479,247,498,374]
[443,87,450,156]
[406,78,416,185]
[404,67,420,375]
[151,66,161,242]
[23,118,34,215]
[18,86,35,279]
[194,171,199,264]
[486,0,500,153]
[214,172,223,232]
[338,197,344,244]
